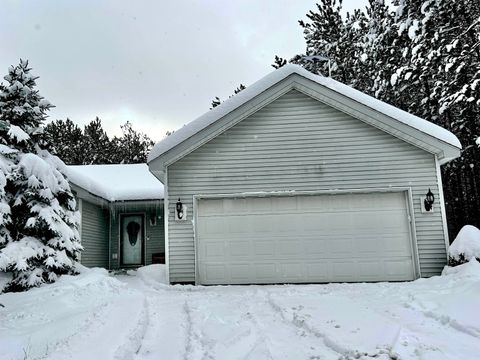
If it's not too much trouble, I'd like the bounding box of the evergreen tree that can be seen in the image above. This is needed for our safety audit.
[272,55,288,69]
[111,121,155,163]
[210,84,246,109]
[42,118,84,165]
[210,96,221,109]
[0,135,15,249]
[278,0,480,239]
[42,117,157,165]
[82,117,113,164]
[386,0,480,237]
[0,60,81,291]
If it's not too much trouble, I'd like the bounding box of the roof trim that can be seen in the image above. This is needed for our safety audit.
[148,65,461,168]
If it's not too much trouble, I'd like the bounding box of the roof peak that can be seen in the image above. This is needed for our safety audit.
[148,65,461,164]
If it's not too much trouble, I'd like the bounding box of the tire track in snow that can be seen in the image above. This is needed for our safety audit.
[265,291,399,360]
[38,300,113,360]
[403,292,480,339]
[241,288,339,360]
[114,296,149,360]
[180,289,278,360]
[183,299,216,360]
[264,291,344,359]
[241,308,275,359]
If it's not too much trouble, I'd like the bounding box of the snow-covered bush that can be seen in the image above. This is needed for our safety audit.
[0,60,82,291]
[448,225,480,266]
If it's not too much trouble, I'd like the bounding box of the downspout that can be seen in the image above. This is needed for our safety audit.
[108,202,112,270]
[163,167,170,283]
[78,198,83,263]
[435,155,450,259]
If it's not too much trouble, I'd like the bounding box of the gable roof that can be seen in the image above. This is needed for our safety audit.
[67,164,164,202]
[148,64,461,168]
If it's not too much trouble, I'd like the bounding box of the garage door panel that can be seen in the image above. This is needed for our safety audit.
[255,263,276,280]
[197,192,415,284]
[358,261,383,279]
[305,239,328,255]
[253,197,273,211]
[356,237,381,253]
[204,264,227,282]
[385,259,414,279]
[332,261,356,280]
[253,241,274,256]
[278,240,304,256]
[229,241,250,256]
[275,196,298,211]
[306,263,329,280]
[327,238,354,255]
[229,263,251,281]
[279,262,304,280]
[200,199,225,215]
[224,198,248,213]
[200,241,225,258]
[384,234,413,253]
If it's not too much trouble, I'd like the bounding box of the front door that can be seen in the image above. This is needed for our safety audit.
[120,214,145,266]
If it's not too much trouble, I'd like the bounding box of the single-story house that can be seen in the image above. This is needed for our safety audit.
[147,64,461,285]
[67,164,165,269]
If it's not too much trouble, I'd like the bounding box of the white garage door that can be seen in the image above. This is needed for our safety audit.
[196,192,416,285]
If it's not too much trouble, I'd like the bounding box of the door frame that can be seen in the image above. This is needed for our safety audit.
[119,212,146,267]
[193,187,420,285]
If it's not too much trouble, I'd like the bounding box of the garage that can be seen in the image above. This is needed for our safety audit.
[149,65,461,283]
[196,192,416,284]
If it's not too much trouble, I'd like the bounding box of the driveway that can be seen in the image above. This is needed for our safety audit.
[0,263,479,360]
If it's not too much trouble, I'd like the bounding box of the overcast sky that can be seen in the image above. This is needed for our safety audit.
[1,0,368,141]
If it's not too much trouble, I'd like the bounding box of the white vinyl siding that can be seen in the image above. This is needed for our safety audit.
[167,90,446,283]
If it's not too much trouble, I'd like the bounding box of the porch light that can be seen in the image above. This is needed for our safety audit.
[176,198,184,220]
[424,188,435,211]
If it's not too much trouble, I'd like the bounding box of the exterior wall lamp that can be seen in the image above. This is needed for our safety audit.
[175,198,187,221]
[424,188,435,212]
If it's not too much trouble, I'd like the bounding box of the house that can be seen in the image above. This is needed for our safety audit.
[67,164,165,269]
[147,64,461,285]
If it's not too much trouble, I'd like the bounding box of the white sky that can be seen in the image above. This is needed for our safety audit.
[0,0,368,141]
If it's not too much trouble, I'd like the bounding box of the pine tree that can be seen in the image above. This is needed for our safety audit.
[390,0,480,237]
[291,0,352,81]
[0,132,15,248]
[41,118,84,165]
[272,55,288,69]
[83,117,113,164]
[210,84,246,109]
[280,0,480,239]
[111,121,155,163]
[210,96,221,109]
[0,60,82,291]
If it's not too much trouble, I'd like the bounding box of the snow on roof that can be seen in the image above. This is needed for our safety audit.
[148,64,461,163]
[67,164,164,202]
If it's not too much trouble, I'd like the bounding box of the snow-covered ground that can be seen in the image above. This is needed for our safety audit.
[1,262,480,360]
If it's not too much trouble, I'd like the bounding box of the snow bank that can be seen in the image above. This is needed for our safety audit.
[0,266,146,360]
[66,163,164,201]
[127,264,168,287]
[148,64,461,163]
[443,258,480,278]
[448,225,480,261]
